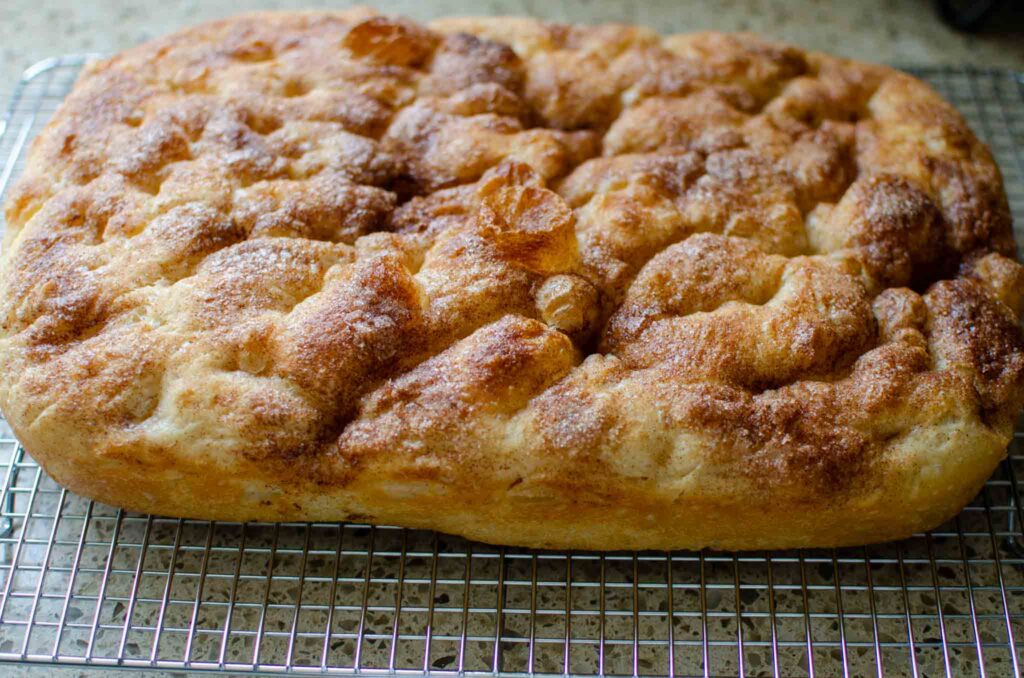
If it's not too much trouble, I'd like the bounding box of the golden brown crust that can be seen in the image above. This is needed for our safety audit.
[1,10,1022,550]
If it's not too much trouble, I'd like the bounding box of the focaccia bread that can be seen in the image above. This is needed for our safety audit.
[2,9,1022,550]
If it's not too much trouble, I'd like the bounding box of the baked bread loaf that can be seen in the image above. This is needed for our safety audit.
[2,10,1022,550]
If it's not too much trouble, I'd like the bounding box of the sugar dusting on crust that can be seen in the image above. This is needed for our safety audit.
[1,10,1023,548]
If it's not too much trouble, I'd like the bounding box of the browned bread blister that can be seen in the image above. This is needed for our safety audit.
[1,10,1022,550]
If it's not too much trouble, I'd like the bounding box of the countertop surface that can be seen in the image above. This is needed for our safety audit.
[1,1,1022,677]
[1,0,1024,87]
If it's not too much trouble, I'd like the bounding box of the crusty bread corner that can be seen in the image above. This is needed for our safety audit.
[1,10,1023,550]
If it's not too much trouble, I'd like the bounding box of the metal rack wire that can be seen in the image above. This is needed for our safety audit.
[0,58,1022,677]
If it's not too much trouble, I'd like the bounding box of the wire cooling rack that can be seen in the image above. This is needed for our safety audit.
[0,57,1023,678]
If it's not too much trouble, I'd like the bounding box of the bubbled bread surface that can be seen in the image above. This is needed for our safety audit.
[1,10,1022,549]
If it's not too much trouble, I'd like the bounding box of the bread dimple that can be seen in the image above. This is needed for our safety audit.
[1,10,1022,550]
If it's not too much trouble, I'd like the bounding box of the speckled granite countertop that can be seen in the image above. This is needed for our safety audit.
[1,2,1022,677]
